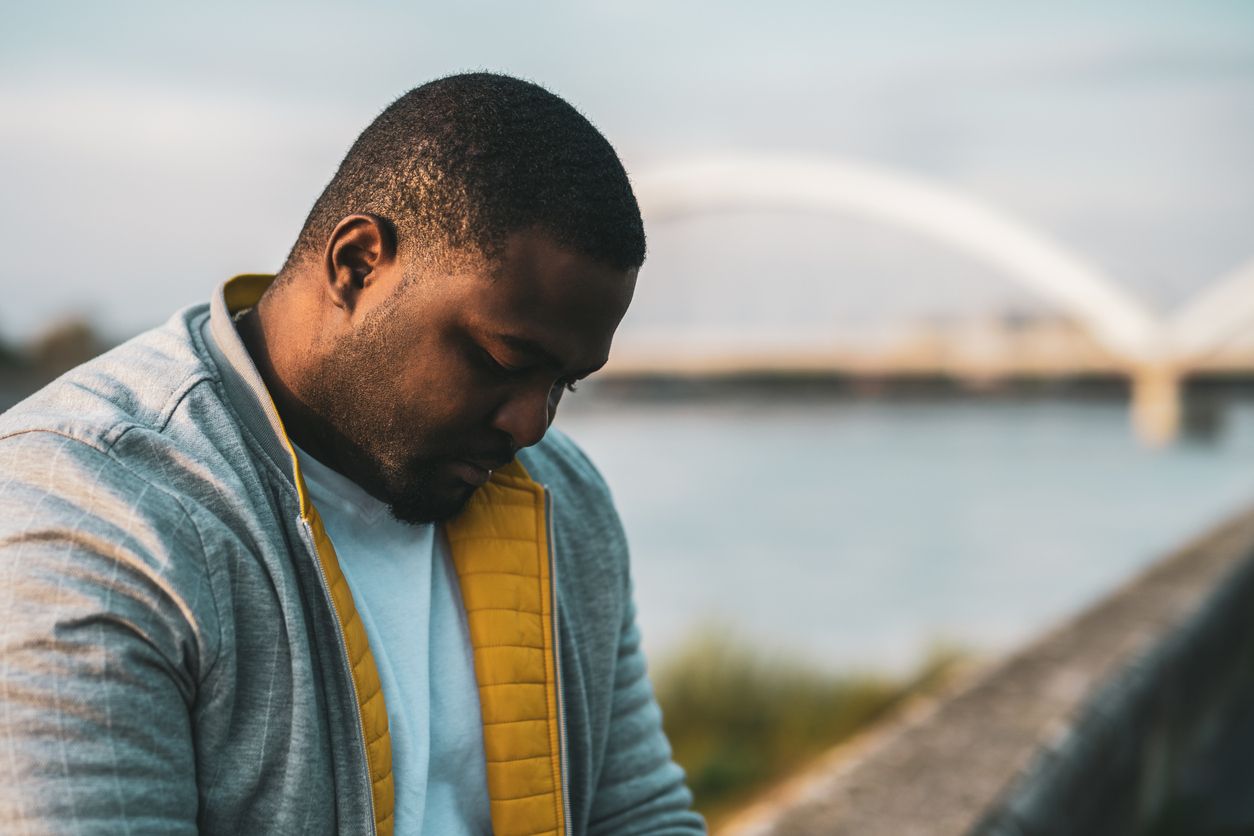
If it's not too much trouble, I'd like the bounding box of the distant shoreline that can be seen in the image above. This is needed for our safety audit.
[581,370,1254,402]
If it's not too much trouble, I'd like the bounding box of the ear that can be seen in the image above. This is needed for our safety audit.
[321,214,399,314]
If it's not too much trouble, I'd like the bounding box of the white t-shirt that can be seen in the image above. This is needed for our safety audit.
[294,445,492,836]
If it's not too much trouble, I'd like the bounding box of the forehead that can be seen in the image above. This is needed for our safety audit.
[457,233,637,360]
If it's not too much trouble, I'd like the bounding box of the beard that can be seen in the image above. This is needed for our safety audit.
[305,385,484,524]
[297,306,488,526]
[376,453,479,525]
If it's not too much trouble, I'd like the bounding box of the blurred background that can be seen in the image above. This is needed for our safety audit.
[4,1,1254,827]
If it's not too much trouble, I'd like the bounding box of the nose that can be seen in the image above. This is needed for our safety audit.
[490,386,554,450]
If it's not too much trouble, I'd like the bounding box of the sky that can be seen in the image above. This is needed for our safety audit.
[2,1,1253,346]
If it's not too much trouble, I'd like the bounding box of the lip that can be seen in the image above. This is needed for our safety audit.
[448,455,513,487]
[464,452,514,471]
[447,459,493,487]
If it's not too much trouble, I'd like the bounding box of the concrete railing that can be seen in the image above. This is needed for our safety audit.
[723,507,1254,835]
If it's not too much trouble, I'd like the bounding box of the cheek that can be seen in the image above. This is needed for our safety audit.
[398,370,499,441]
[391,326,507,440]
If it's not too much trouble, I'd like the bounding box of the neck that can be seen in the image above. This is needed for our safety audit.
[237,292,351,477]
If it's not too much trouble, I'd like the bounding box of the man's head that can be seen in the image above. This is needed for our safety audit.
[284,72,645,274]
[247,73,642,524]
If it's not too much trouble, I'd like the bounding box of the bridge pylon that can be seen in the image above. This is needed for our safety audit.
[1131,364,1182,448]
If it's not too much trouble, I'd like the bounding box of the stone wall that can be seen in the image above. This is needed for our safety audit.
[724,507,1254,836]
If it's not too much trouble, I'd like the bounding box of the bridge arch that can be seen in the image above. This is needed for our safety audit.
[1166,255,1254,362]
[632,154,1162,362]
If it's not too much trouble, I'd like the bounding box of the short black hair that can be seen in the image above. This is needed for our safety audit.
[285,72,645,273]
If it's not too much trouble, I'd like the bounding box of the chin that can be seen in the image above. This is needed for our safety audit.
[386,481,479,525]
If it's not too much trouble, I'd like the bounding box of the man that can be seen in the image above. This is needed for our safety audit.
[0,73,704,835]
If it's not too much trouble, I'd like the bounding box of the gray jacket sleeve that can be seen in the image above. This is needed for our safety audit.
[587,590,707,835]
[0,430,218,834]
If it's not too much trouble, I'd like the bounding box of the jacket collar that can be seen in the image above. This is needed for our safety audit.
[202,274,303,500]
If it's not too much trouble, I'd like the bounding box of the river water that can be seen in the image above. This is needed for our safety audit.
[557,392,1254,673]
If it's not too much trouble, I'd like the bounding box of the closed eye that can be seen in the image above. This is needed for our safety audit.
[481,346,579,393]
[479,347,527,378]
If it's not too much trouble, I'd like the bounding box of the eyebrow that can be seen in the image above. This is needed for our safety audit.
[497,334,606,379]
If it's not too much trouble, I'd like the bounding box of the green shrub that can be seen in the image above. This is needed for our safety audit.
[652,629,965,824]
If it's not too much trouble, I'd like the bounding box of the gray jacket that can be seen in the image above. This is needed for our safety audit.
[0,277,704,835]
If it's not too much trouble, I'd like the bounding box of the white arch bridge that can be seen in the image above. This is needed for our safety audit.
[626,154,1254,446]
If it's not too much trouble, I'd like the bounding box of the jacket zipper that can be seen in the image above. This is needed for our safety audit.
[299,519,378,836]
[544,488,573,836]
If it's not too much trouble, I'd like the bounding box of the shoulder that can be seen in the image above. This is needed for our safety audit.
[520,426,618,520]
[0,308,236,653]
[520,426,632,585]
[0,305,217,453]
[0,305,247,574]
